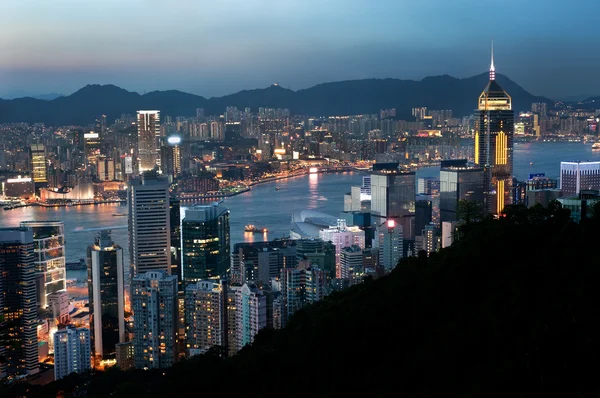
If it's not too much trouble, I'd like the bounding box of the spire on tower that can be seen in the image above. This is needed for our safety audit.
[490,39,496,81]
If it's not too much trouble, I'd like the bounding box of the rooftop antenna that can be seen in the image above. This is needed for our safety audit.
[489,39,496,81]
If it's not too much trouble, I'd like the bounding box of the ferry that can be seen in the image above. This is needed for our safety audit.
[592,142,600,150]
[112,213,127,217]
[245,224,268,233]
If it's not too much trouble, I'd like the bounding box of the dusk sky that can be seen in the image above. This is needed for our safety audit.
[1,0,599,100]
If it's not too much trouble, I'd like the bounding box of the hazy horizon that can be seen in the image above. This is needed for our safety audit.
[1,0,599,100]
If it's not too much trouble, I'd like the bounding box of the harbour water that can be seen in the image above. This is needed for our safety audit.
[1,141,599,284]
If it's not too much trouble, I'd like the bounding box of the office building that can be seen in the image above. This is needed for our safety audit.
[97,156,115,181]
[370,170,416,239]
[415,199,433,235]
[230,240,296,286]
[474,44,514,215]
[87,230,125,359]
[20,221,67,309]
[169,197,182,291]
[439,161,484,223]
[319,219,365,278]
[132,271,178,369]
[234,283,267,352]
[30,144,47,183]
[339,245,364,285]
[185,280,224,356]
[128,172,171,277]
[181,202,230,286]
[53,326,91,380]
[377,220,403,272]
[3,176,34,198]
[0,228,39,377]
[560,161,600,197]
[161,135,182,178]
[137,110,161,172]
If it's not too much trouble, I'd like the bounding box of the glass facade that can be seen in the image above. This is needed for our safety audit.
[182,204,230,286]
[440,168,485,223]
[20,221,66,308]
[474,79,514,215]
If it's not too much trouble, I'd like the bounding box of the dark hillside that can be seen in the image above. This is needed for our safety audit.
[4,203,600,397]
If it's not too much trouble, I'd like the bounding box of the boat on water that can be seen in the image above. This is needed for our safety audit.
[275,187,281,190]
[592,142,600,150]
[112,213,127,216]
[245,224,268,233]
[66,258,87,270]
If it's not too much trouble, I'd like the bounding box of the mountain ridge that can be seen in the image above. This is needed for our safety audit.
[0,73,553,125]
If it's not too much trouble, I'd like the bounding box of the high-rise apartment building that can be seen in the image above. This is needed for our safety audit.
[181,203,230,286]
[439,160,484,223]
[370,170,416,239]
[20,221,67,309]
[128,172,171,277]
[53,326,91,380]
[377,219,403,272]
[30,144,47,183]
[161,136,182,178]
[132,271,178,369]
[115,342,134,371]
[319,219,365,278]
[234,283,267,352]
[474,44,514,215]
[87,230,125,359]
[0,228,39,378]
[560,161,600,197]
[184,280,224,356]
[137,110,161,172]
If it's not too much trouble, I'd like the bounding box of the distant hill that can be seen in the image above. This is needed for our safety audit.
[0,73,552,125]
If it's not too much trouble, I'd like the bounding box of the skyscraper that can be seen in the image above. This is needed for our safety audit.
[169,197,182,291]
[439,160,484,223]
[474,43,514,215]
[30,144,47,184]
[53,326,91,380]
[0,228,39,377]
[181,202,230,286]
[184,280,224,356]
[370,170,416,239]
[20,221,67,309]
[132,271,178,369]
[128,171,171,277]
[87,230,125,359]
[137,110,161,172]
[377,219,403,272]
[339,245,364,285]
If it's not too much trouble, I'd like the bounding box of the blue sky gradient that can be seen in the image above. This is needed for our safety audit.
[0,0,598,99]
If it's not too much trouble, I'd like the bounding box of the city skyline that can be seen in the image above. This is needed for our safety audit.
[1,0,599,100]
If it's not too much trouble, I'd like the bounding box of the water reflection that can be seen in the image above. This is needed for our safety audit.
[308,173,319,209]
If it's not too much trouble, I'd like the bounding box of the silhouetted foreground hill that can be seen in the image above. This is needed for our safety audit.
[0,73,550,125]
[5,203,600,397]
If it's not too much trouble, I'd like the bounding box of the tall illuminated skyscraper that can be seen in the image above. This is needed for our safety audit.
[30,144,47,183]
[474,42,514,215]
[137,110,161,172]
